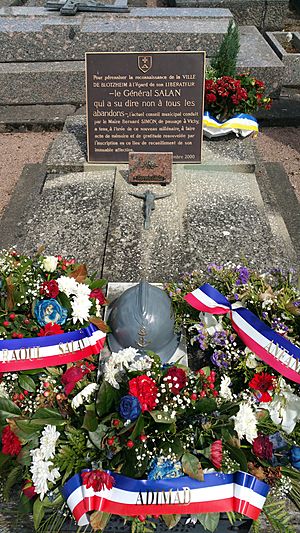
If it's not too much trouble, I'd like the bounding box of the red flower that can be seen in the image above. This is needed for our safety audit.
[129,375,158,412]
[38,323,64,337]
[1,425,22,456]
[165,367,187,394]
[210,440,223,469]
[90,288,106,305]
[206,93,217,103]
[22,480,36,500]
[249,372,275,402]
[252,435,273,461]
[61,366,89,396]
[81,470,115,492]
[40,280,59,298]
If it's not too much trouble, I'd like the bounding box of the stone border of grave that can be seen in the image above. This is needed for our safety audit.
[265,32,300,87]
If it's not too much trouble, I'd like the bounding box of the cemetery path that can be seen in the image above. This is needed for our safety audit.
[0,131,58,216]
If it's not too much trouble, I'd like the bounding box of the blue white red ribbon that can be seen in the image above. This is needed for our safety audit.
[62,470,269,526]
[0,323,106,372]
[184,283,300,384]
[203,112,258,138]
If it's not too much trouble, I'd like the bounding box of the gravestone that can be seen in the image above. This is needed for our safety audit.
[85,51,205,162]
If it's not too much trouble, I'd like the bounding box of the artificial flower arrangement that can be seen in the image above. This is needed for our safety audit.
[0,251,300,533]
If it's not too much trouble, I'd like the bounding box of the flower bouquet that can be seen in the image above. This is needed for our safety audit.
[0,253,300,533]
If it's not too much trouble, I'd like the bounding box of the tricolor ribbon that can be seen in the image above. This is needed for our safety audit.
[62,470,269,526]
[203,112,258,139]
[0,323,106,372]
[184,283,300,384]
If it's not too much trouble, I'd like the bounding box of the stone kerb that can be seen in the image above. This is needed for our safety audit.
[266,32,300,87]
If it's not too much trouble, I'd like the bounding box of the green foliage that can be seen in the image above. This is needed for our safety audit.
[196,513,220,532]
[211,20,240,77]
[262,498,297,532]
[96,380,121,418]
[182,452,203,481]
[162,514,181,529]
[55,427,90,482]
[3,464,23,500]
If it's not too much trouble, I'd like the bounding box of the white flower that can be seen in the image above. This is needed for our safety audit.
[245,348,259,369]
[232,402,258,443]
[0,382,9,398]
[75,282,91,298]
[261,378,300,434]
[71,295,92,324]
[42,256,58,273]
[199,312,223,336]
[40,425,60,460]
[219,375,233,401]
[71,383,99,409]
[102,347,152,389]
[57,276,78,297]
[30,456,60,500]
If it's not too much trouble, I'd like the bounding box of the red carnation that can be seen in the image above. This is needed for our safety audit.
[249,372,275,402]
[206,93,217,103]
[252,435,273,461]
[40,280,59,298]
[129,375,158,412]
[61,366,89,396]
[1,425,22,456]
[38,322,64,337]
[210,440,223,469]
[82,470,115,492]
[90,288,106,305]
[22,480,37,500]
[165,367,187,394]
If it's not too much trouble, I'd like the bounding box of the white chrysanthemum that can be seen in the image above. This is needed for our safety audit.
[71,296,92,324]
[103,361,120,389]
[219,375,233,401]
[30,456,60,500]
[261,378,300,434]
[42,256,58,273]
[102,347,153,388]
[75,282,91,298]
[71,383,99,409]
[232,402,258,443]
[130,354,152,372]
[57,276,78,297]
[199,312,223,336]
[245,348,259,369]
[40,425,60,460]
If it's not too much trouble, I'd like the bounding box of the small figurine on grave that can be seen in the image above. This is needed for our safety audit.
[129,189,172,230]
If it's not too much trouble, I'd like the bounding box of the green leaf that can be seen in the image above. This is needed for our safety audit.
[90,279,107,290]
[130,414,144,441]
[225,443,248,472]
[82,405,98,432]
[0,398,21,421]
[88,423,107,450]
[3,464,23,500]
[27,418,66,427]
[182,452,204,481]
[0,451,11,468]
[15,419,41,435]
[90,511,111,531]
[96,381,121,418]
[18,374,36,392]
[162,515,181,529]
[195,398,217,414]
[33,497,45,530]
[196,513,220,532]
[32,407,63,420]
[20,369,41,375]
[150,411,174,424]
[17,442,35,466]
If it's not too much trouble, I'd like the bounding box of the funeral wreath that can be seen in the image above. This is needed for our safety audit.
[0,251,299,533]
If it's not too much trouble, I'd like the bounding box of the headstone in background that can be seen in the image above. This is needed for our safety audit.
[85,51,205,163]
[128,151,173,185]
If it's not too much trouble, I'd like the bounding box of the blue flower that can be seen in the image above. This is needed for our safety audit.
[119,395,141,421]
[290,446,300,470]
[147,458,184,480]
[34,298,68,326]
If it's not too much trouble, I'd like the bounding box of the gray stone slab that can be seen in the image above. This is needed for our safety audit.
[266,32,300,87]
[102,166,296,282]
[174,0,289,30]
[0,61,85,105]
[20,171,115,272]
[46,115,257,174]
[0,10,232,62]
[0,104,76,131]
[0,6,232,16]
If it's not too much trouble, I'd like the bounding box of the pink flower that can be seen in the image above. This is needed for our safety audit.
[210,440,223,469]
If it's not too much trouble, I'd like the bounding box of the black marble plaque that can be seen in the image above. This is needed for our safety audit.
[85,51,205,163]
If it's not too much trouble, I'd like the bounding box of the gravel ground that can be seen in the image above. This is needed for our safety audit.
[0,132,58,215]
[255,127,300,201]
